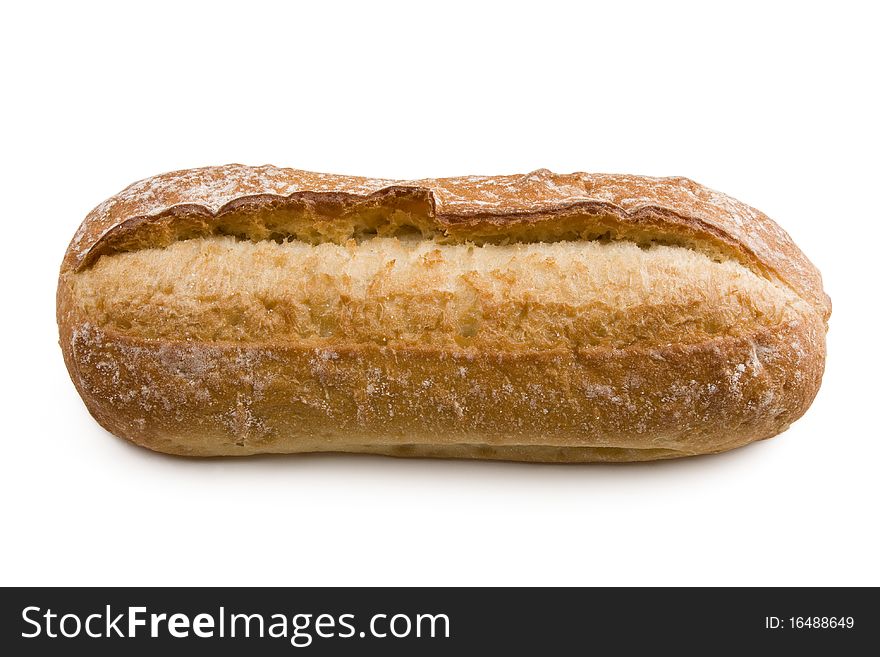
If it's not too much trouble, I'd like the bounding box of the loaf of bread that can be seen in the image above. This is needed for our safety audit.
[57,165,830,462]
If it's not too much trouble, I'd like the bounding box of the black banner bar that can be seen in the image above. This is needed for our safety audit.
[1,587,875,654]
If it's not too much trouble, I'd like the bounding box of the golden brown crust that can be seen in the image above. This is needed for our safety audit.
[61,164,830,319]
[58,301,825,462]
[57,165,830,461]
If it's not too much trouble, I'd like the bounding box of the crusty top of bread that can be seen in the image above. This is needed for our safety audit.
[62,164,830,319]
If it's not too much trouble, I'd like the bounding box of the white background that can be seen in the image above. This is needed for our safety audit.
[2,1,877,586]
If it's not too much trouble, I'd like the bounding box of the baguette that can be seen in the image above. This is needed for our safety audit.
[57,165,830,462]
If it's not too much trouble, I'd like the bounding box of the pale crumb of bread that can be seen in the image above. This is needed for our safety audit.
[71,235,807,350]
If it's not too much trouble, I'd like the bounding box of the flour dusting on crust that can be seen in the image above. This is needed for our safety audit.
[64,164,829,318]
